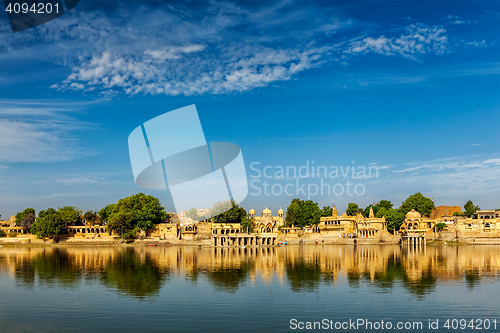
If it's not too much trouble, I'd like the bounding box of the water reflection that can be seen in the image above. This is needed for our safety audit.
[14,248,82,289]
[100,248,169,298]
[1,245,499,299]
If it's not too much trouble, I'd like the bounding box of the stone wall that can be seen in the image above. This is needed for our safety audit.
[430,206,462,219]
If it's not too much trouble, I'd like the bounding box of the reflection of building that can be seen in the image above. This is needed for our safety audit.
[249,207,285,233]
[2,244,500,296]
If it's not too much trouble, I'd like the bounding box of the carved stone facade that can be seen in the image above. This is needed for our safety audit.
[249,207,285,233]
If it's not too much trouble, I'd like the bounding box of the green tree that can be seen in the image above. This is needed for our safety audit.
[285,199,321,228]
[378,200,393,210]
[301,200,321,227]
[57,206,82,226]
[99,203,116,223]
[107,212,135,237]
[320,205,332,217]
[399,192,435,217]
[384,209,405,233]
[435,222,446,231]
[363,204,377,217]
[366,200,392,217]
[464,200,480,215]
[15,208,35,226]
[346,203,360,216]
[20,213,36,231]
[31,213,65,239]
[109,193,169,233]
[375,207,388,218]
[38,208,56,218]
[211,201,246,224]
[82,210,99,225]
[0,230,6,237]
[285,198,302,227]
[240,215,255,233]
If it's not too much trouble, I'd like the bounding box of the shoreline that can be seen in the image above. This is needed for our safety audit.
[1,238,500,247]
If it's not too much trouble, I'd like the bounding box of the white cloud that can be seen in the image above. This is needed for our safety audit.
[463,40,490,48]
[346,23,449,61]
[55,45,331,96]
[144,45,206,62]
[0,3,492,97]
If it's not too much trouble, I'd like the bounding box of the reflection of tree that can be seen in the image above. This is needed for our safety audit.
[5,245,500,300]
[15,249,81,289]
[285,259,322,292]
[465,268,481,290]
[207,262,253,293]
[14,259,35,289]
[401,268,437,298]
[322,251,439,298]
[346,269,362,288]
[34,249,81,287]
[100,248,168,299]
[370,258,405,291]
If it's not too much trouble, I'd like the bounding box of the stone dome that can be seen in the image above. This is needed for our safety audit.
[263,207,271,216]
[278,208,284,214]
[249,208,256,215]
[405,209,421,219]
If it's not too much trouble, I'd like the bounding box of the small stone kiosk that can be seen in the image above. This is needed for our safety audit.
[400,209,427,248]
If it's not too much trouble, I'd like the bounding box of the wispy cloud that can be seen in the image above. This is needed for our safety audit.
[345,23,449,61]
[443,15,477,25]
[471,143,484,146]
[377,155,500,207]
[0,99,96,163]
[0,119,89,163]
[52,45,331,96]
[393,156,500,174]
[0,2,493,97]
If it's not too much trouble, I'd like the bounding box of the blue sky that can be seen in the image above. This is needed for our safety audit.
[0,0,499,217]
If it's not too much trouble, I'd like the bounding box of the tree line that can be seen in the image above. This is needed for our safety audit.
[6,192,483,239]
[9,193,170,240]
[283,193,481,233]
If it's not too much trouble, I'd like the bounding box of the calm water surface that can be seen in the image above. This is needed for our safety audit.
[0,245,499,332]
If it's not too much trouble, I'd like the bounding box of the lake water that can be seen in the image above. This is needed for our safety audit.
[0,244,499,332]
